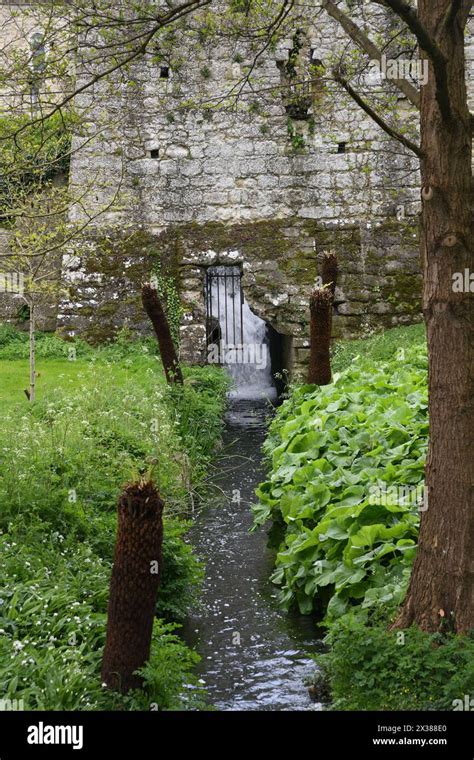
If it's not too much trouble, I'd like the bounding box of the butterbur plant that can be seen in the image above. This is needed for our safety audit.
[254,341,428,622]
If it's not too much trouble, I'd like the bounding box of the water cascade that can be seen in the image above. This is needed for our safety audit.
[206,265,277,399]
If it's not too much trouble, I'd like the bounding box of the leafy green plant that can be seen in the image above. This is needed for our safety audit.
[315,612,474,711]
[254,335,428,622]
[149,263,184,349]
[0,522,204,710]
[0,342,228,709]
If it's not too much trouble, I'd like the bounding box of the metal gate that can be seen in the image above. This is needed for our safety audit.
[205,265,244,363]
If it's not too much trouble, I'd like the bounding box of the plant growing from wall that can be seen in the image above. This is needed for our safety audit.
[287,119,306,151]
[150,262,183,350]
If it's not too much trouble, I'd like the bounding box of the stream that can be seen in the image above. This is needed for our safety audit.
[183,397,323,711]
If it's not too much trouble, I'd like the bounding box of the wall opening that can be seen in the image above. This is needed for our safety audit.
[205,265,281,399]
[267,325,292,398]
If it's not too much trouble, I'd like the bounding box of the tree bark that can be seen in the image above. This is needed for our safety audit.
[141,283,183,385]
[308,288,333,385]
[321,251,338,297]
[394,0,474,634]
[101,480,164,693]
[29,302,35,403]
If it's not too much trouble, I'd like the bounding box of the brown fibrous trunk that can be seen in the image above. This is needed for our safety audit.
[308,288,333,385]
[321,251,338,297]
[101,480,164,693]
[142,283,183,384]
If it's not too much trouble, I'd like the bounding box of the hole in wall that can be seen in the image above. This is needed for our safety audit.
[149,149,160,159]
[160,66,170,79]
[337,142,347,154]
[267,325,292,398]
[204,265,289,399]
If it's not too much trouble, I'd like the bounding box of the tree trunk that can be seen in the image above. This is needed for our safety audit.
[141,284,183,385]
[321,251,338,297]
[29,303,35,403]
[101,480,164,693]
[394,0,473,633]
[308,288,333,385]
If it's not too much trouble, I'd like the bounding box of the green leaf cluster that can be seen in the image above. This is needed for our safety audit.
[254,338,428,622]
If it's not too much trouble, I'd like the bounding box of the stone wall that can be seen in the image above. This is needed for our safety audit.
[3,3,473,376]
[61,2,429,375]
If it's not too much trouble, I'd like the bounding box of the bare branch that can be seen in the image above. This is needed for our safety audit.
[334,70,423,158]
[372,0,453,121]
[322,0,420,107]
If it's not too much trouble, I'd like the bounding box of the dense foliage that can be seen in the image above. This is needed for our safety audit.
[0,112,73,225]
[0,327,228,709]
[256,324,473,710]
[254,328,428,622]
[316,613,474,711]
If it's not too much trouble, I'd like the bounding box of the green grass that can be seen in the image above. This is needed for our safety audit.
[332,322,426,372]
[0,327,229,710]
[0,358,145,405]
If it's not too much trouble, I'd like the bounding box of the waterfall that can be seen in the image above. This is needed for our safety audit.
[207,266,276,400]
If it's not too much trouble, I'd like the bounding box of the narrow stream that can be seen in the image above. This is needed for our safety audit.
[183,398,323,711]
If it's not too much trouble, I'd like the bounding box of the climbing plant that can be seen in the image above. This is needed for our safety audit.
[150,261,183,350]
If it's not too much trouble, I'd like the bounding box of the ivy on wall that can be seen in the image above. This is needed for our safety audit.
[150,260,183,350]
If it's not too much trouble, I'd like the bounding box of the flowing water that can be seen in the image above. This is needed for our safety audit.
[183,280,322,710]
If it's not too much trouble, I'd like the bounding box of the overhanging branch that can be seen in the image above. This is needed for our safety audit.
[334,71,423,158]
[322,0,420,108]
[372,0,453,121]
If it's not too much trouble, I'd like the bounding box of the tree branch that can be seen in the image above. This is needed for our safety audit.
[322,0,420,107]
[372,0,453,121]
[442,0,473,31]
[334,70,423,158]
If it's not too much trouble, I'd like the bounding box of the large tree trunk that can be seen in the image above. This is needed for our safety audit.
[395,0,473,633]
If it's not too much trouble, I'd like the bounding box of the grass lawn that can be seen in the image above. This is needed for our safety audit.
[0,355,166,406]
